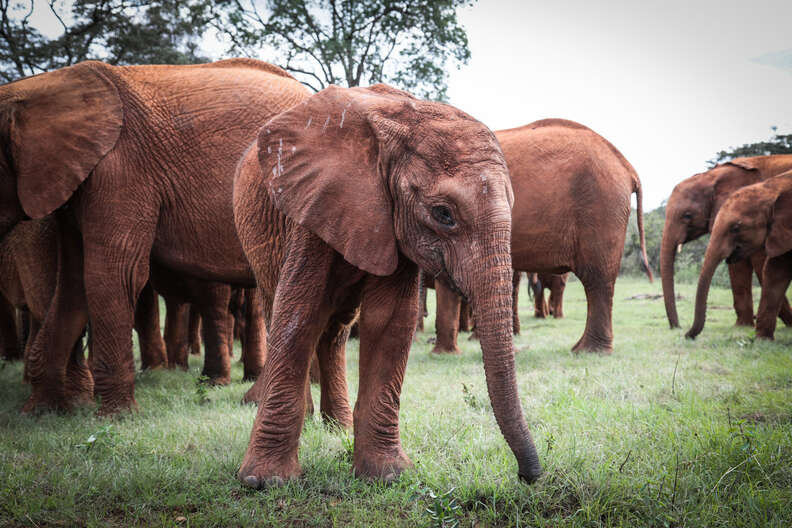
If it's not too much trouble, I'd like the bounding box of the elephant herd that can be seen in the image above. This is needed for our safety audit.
[0,58,790,490]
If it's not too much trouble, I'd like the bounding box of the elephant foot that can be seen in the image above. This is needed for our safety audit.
[242,382,263,405]
[571,335,613,355]
[93,378,138,416]
[468,331,479,342]
[734,316,754,327]
[431,343,461,355]
[22,385,93,414]
[201,371,231,386]
[166,346,189,370]
[208,375,231,386]
[96,393,138,416]
[353,448,412,483]
[241,372,259,383]
[140,352,167,371]
[755,330,774,340]
[189,344,201,356]
[238,450,301,489]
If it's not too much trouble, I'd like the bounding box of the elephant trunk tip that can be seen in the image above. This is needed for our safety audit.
[518,458,543,485]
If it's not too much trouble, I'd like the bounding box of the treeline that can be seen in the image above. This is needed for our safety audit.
[0,0,471,100]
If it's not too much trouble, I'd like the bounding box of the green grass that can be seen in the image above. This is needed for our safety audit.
[2,277,791,527]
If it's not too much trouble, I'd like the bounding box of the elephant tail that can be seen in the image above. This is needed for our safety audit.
[633,175,654,283]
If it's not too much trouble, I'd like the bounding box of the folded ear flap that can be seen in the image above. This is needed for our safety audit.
[258,85,408,276]
[6,62,123,218]
[766,190,792,258]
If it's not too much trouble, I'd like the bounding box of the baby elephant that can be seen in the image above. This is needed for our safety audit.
[233,84,541,487]
[687,172,792,340]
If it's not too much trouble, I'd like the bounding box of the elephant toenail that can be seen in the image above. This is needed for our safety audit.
[265,476,285,487]
[242,475,260,489]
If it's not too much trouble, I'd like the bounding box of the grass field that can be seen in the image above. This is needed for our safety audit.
[1,276,791,527]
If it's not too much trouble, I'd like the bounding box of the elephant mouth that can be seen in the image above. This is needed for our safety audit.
[434,252,468,302]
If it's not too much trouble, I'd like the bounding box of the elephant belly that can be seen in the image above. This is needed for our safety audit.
[152,214,255,287]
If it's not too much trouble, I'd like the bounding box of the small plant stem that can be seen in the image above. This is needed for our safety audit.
[619,450,632,473]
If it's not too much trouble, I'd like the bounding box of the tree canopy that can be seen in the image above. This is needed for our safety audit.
[0,0,213,82]
[216,0,474,99]
[710,128,792,166]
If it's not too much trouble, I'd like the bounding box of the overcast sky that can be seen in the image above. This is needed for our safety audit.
[445,0,792,209]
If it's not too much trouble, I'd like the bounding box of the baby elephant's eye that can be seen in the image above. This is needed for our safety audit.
[432,205,455,227]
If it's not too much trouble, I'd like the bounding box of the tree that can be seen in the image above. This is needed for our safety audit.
[709,127,792,166]
[216,0,474,99]
[0,0,213,82]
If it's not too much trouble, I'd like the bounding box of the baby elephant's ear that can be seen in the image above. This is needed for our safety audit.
[257,85,409,276]
[766,190,792,258]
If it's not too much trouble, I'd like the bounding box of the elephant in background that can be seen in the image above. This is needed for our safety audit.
[233,84,540,487]
[415,270,472,340]
[161,286,266,382]
[0,215,92,411]
[135,283,168,370]
[0,215,188,410]
[0,59,297,413]
[526,272,568,320]
[687,172,792,340]
[433,119,653,354]
[661,155,792,329]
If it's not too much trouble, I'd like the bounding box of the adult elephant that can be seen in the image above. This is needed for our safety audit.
[0,59,294,413]
[687,173,792,340]
[433,119,653,354]
[661,155,792,328]
[233,84,541,487]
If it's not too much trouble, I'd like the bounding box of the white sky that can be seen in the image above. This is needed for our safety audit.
[445,0,792,209]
